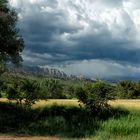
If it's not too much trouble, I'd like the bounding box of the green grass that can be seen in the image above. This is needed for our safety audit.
[0,100,140,140]
[95,108,140,140]
[0,102,101,139]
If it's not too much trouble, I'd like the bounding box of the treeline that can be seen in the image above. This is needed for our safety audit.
[0,73,140,109]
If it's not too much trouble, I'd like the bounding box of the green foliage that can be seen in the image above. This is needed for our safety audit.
[115,80,140,99]
[76,81,113,115]
[0,63,5,75]
[6,78,23,104]
[1,72,140,111]
[116,80,134,98]
[43,79,65,99]
[0,0,24,65]
[0,0,24,79]
[5,76,43,108]
[132,81,140,98]
[65,85,77,99]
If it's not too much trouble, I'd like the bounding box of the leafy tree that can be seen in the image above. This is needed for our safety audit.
[132,81,140,99]
[21,78,41,108]
[6,78,23,104]
[116,80,134,98]
[65,85,76,99]
[76,81,113,115]
[0,0,24,68]
[6,76,42,108]
[44,79,64,99]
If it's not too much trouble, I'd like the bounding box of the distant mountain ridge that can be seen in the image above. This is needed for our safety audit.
[8,65,95,81]
[9,65,68,78]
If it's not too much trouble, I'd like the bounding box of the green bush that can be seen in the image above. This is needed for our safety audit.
[21,78,42,107]
[64,85,77,99]
[43,79,65,99]
[76,81,113,116]
[115,80,140,99]
[6,77,43,108]
[115,80,134,99]
[132,81,140,99]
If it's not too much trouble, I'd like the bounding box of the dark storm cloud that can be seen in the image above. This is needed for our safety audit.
[17,3,138,65]
[9,0,140,79]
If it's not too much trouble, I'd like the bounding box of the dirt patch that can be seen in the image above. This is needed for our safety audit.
[0,134,59,140]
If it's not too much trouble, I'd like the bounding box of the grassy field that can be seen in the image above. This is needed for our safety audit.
[37,99,140,107]
[109,99,140,109]
[35,99,140,140]
[0,99,140,140]
[33,99,79,108]
[1,98,140,108]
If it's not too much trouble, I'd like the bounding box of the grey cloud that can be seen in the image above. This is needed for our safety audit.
[62,59,140,80]
[100,0,123,7]
[9,0,140,79]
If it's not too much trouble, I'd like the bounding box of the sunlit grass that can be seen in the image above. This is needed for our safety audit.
[0,98,140,109]
[109,99,140,109]
[33,99,79,108]
[34,99,140,109]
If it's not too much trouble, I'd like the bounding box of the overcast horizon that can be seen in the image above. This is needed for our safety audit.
[9,0,140,80]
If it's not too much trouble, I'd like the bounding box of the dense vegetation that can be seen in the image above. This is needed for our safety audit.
[0,71,140,139]
[0,71,139,123]
[0,73,140,108]
[0,97,140,140]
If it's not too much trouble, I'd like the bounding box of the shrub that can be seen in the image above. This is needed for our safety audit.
[6,77,24,104]
[132,81,140,99]
[76,81,113,116]
[116,80,135,99]
[64,85,76,99]
[43,79,64,99]
[6,77,42,108]
[20,78,41,108]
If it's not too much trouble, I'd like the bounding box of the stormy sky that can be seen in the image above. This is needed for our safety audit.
[9,0,140,80]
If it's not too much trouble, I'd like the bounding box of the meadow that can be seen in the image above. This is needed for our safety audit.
[0,99,140,140]
[0,73,140,140]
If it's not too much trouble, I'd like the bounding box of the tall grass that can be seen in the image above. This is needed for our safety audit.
[95,108,140,140]
[0,102,99,138]
[0,100,140,139]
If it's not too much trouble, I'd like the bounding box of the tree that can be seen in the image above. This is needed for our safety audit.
[76,81,113,116]
[44,79,64,99]
[21,78,41,108]
[6,78,23,104]
[0,0,24,67]
[131,81,140,99]
[116,80,134,98]
[6,76,42,108]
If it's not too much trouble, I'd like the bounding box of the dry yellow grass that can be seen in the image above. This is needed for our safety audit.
[0,98,79,108]
[109,99,140,109]
[0,98,8,102]
[0,98,140,109]
[34,99,140,110]
[33,99,79,108]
